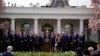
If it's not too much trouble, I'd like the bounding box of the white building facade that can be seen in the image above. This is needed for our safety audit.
[0,7,98,42]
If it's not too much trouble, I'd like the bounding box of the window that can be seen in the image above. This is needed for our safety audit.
[64,24,73,35]
[21,23,31,33]
[42,23,53,33]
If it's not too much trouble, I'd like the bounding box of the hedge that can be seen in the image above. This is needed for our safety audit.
[14,51,76,56]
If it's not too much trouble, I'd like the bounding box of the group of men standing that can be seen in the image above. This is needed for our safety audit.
[1,30,85,52]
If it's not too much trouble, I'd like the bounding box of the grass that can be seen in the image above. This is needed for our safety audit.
[14,51,76,56]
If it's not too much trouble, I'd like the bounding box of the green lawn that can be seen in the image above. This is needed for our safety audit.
[14,51,76,56]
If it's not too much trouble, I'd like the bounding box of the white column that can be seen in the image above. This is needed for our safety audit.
[34,19,38,34]
[11,18,15,33]
[57,19,61,33]
[79,19,84,35]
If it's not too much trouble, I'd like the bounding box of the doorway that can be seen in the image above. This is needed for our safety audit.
[42,23,53,33]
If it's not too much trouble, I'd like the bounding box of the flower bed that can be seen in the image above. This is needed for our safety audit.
[14,51,76,56]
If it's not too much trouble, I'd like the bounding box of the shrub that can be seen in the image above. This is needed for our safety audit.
[0,41,4,52]
[84,41,98,50]
[14,51,76,56]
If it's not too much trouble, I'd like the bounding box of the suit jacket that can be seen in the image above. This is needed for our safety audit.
[79,35,85,42]
[2,33,10,42]
[69,35,74,42]
[0,29,3,40]
[36,36,43,46]
[22,35,27,42]
[74,34,79,42]
[34,35,40,44]
[60,35,67,45]
[14,34,20,42]
[19,35,24,43]
[51,35,55,44]
[26,35,32,41]
[8,33,14,42]
[43,34,52,43]
[2,52,14,56]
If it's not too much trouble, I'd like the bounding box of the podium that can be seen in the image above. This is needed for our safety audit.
[43,42,51,52]
[43,34,52,52]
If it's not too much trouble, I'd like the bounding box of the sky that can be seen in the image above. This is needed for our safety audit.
[4,0,91,7]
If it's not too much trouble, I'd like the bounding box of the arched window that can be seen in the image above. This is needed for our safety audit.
[21,23,31,33]
[64,24,73,35]
[42,23,53,33]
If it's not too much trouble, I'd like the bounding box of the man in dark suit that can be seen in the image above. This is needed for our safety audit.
[2,46,14,56]
[26,31,34,52]
[8,30,15,51]
[79,32,85,50]
[69,34,75,51]
[8,30,15,50]
[66,34,72,51]
[0,28,3,52]
[34,34,43,51]
[73,31,80,51]
[39,33,44,51]
[22,31,27,52]
[19,32,24,52]
[40,32,45,51]
[0,28,3,41]
[34,34,41,51]
[14,31,20,51]
[60,32,67,52]
[2,30,10,52]
[51,33,55,52]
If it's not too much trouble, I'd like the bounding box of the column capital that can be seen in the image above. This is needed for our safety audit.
[34,18,38,20]
[57,18,62,20]
[80,19,84,20]
[10,18,15,19]
[80,18,85,20]
[57,19,61,20]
